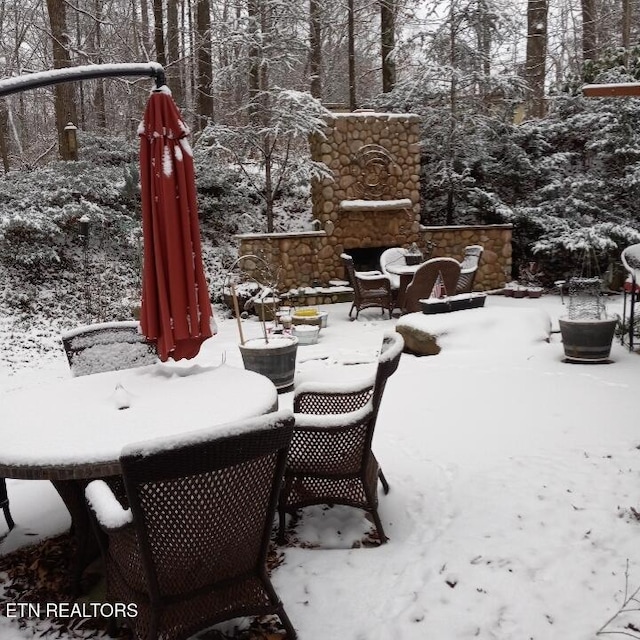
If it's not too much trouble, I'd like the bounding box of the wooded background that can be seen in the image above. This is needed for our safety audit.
[4,0,640,168]
[1,0,640,319]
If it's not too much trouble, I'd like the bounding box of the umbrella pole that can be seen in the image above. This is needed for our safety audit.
[230,284,245,345]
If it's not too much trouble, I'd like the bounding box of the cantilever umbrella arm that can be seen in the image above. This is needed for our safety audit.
[0,62,166,98]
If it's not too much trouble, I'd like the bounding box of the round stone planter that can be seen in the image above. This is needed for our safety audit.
[559,317,617,363]
[239,335,298,391]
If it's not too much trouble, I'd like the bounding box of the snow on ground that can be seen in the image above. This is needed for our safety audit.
[2,293,640,639]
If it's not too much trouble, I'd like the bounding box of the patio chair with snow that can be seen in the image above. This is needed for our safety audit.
[456,245,484,294]
[61,321,158,376]
[621,243,640,350]
[379,247,409,291]
[85,410,297,640]
[278,331,404,545]
[403,257,462,314]
[341,253,394,320]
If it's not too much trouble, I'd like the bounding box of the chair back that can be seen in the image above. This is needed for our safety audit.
[622,243,640,284]
[379,248,407,289]
[341,253,359,288]
[403,257,461,313]
[119,411,294,601]
[456,245,484,293]
[372,332,404,417]
[61,321,157,376]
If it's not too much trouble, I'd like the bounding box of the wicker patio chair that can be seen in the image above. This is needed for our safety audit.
[61,321,158,376]
[278,331,404,544]
[403,257,462,314]
[85,410,297,640]
[621,243,640,350]
[341,253,393,320]
[0,478,14,531]
[456,244,484,294]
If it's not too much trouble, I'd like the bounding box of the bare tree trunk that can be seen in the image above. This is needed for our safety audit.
[196,0,214,125]
[140,0,152,57]
[94,0,107,129]
[348,0,356,109]
[167,0,184,105]
[622,0,631,65]
[46,0,78,160]
[264,138,274,232]
[525,0,548,119]
[309,0,322,98]
[380,0,396,92]
[475,0,491,80]
[259,0,271,98]
[0,101,10,173]
[153,0,166,66]
[248,0,260,121]
[447,0,457,225]
[581,0,597,63]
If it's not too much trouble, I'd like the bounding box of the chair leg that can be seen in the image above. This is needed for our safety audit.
[262,577,297,639]
[630,285,636,351]
[622,289,628,346]
[277,508,287,545]
[0,479,14,531]
[378,469,390,495]
[362,481,387,544]
[276,604,297,639]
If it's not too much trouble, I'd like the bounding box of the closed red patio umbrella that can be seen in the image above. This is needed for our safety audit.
[139,86,214,361]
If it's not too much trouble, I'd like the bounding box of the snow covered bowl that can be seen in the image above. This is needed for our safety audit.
[292,324,320,345]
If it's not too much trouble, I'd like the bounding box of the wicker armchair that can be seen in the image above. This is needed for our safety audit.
[341,253,393,320]
[403,257,461,314]
[278,332,404,544]
[456,245,484,294]
[85,410,297,640]
[621,243,640,349]
[0,478,14,531]
[61,321,158,377]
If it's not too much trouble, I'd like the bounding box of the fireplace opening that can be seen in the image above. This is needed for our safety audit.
[345,246,395,273]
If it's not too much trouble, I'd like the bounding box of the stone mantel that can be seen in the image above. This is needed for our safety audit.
[339,198,412,212]
[235,231,326,241]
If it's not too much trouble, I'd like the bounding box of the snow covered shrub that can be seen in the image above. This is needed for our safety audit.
[77,131,137,166]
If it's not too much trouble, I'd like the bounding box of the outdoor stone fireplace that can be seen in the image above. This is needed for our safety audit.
[310,111,423,275]
[236,111,512,295]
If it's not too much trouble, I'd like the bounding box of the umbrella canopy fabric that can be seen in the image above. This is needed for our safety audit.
[139,87,214,361]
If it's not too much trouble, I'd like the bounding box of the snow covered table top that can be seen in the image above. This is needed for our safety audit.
[0,363,278,480]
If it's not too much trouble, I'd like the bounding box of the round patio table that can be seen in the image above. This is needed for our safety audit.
[0,362,278,590]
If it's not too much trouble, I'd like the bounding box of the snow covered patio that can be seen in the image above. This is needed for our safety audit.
[2,292,640,639]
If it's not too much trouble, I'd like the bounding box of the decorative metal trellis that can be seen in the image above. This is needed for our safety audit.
[566,247,608,320]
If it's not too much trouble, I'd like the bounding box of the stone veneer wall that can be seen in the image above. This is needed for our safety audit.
[236,223,512,292]
[424,224,513,291]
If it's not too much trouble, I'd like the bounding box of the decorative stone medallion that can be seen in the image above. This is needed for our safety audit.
[352,144,396,198]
